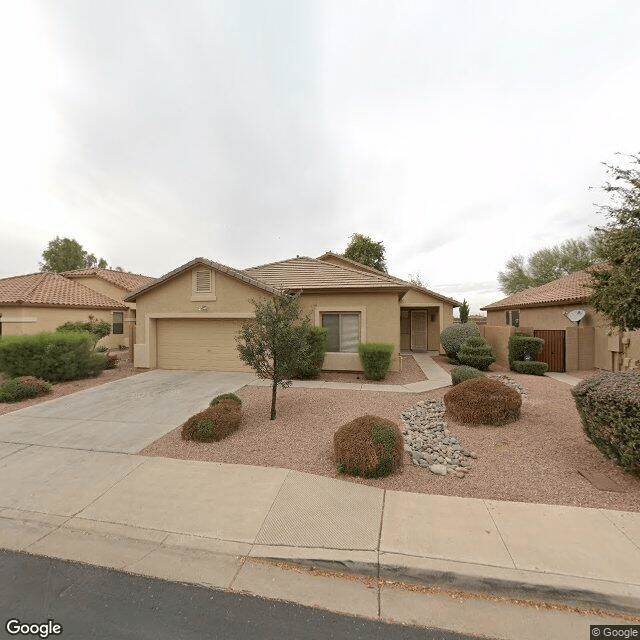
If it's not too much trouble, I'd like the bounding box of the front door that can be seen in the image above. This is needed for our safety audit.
[400,310,410,351]
[411,311,427,351]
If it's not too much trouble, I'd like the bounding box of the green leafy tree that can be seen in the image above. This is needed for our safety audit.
[589,153,640,330]
[236,293,315,420]
[498,235,602,294]
[343,234,387,272]
[40,237,110,272]
[408,273,427,288]
[459,299,470,323]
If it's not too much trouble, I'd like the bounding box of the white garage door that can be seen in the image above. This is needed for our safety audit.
[156,318,251,371]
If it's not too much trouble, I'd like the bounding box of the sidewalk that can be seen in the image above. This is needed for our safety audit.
[0,447,639,616]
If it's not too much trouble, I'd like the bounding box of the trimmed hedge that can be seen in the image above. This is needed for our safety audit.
[210,392,242,407]
[440,322,480,360]
[572,371,640,473]
[334,415,403,478]
[0,332,104,382]
[512,360,548,375]
[358,343,394,380]
[457,336,496,371]
[56,318,111,343]
[294,326,328,379]
[508,335,544,366]
[181,400,242,442]
[451,365,486,386]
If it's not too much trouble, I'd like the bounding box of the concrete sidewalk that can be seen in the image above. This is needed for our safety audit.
[0,448,638,617]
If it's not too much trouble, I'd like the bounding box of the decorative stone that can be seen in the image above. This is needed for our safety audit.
[429,464,447,476]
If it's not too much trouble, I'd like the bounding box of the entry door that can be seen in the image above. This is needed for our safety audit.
[534,330,565,372]
[400,310,410,351]
[411,311,427,351]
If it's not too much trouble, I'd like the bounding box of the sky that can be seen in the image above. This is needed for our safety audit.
[1,1,639,312]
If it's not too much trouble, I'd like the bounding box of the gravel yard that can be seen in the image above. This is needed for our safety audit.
[141,369,640,512]
[319,354,426,385]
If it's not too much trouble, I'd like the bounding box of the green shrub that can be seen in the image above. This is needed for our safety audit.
[56,318,111,344]
[95,345,109,353]
[508,335,544,366]
[0,379,41,403]
[451,365,486,385]
[572,372,640,473]
[457,336,496,371]
[0,332,103,382]
[440,322,480,359]
[512,360,548,375]
[293,326,328,379]
[104,353,119,369]
[18,376,52,396]
[358,343,395,380]
[210,392,242,407]
[181,400,242,442]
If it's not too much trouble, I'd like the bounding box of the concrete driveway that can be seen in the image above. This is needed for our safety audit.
[0,370,255,454]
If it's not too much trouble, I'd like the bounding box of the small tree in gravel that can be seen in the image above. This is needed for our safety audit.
[236,293,315,420]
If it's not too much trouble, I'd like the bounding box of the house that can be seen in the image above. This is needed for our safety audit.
[124,256,460,372]
[0,272,128,349]
[481,269,640,372]
[61,268,156,347]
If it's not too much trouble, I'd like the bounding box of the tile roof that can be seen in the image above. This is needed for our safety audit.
[0,273,127,309]
[62,268,156,292]
[316,252,461,305]
[245,256,410,290]
[482,269,596,310]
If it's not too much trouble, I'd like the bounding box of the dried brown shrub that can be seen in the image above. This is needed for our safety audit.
[181,399,241,442]
[444,377,522,426]
[17,376,51,396]
[334,415,404,478]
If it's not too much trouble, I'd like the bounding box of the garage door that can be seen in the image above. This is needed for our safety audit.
[156,318,251,371]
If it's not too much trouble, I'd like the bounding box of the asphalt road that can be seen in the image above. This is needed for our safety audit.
[0,550,483,640]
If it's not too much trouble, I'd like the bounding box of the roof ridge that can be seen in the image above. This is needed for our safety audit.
[244,256,314,271]
[21,272,50,302]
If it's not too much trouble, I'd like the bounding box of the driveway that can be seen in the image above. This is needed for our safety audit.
[0,370,256,454]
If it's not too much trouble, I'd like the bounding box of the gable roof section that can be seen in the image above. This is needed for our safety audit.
[316,251,461,305]
[62,268,156,292]
[481,269,595,311]
[0,273,127,309]
[245,256,410,291]
[123,257,283,301]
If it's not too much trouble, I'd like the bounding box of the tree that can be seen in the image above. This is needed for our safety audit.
[343,234,387,272]
[236,293,315,420]
[589,153,640,331]
[459,299,470,323]
[40,237,110,272]
[408,273,427,288]
[498,234,602,295]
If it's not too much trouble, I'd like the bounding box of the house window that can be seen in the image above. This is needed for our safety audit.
[113,312,124,335]
[511,310,520,327]
[321,312,360,352]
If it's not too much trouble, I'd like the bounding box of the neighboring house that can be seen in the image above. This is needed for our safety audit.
[0,272,128,349]
[481,269,640,373]
[61,268,156,348]
[124,256,461,372]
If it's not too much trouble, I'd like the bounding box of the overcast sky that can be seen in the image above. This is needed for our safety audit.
[1,1,639,312]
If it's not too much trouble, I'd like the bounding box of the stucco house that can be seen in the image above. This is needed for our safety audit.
[125,256,460,372]
[0,272,128,349]
[481,268,640,372]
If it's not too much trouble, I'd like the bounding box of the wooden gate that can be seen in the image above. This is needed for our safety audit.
[534,330,565,372]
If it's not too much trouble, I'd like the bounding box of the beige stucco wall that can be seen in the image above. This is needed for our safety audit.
[480,325,515,367]
[0,305,125,349]
[70,276,129,303]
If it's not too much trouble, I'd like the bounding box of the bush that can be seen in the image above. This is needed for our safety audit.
[358,343,394,380]
[440,322,481,359]
[95,345,109,353]
[508,335,544,366]
[572,372,640,473]
[56,318,111,344]
[444,377,522,426]
[104,353,119,369]
[0,332,103,382]
[334,415,403,478]
[293,326,327,379]
[457,336,496,371]
[181,400,242,442]
[451,366,486,386]
[210,392,242,407]
[512,360,548,375]
[0,379,41,403]
[18,376,52,396]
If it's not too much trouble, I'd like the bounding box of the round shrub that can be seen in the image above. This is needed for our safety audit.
[358,343,395,380]
[0,379,41,403]
[210,392,242,407]
[508,335,544,366]
[334,415,403,478]
[451,365,486,386]
[512,360,548,376]
[572,371,640,473]
[444,377,522,426]
[457,336,496,371]
[181,400,241,442]
[439,322,480,360]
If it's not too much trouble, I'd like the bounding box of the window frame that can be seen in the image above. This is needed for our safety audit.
[321,311,361,353]
[112,311,124,335]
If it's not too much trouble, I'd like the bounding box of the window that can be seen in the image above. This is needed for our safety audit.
[321,312,360,352]
[511,310,520,327]
[113,312,124,335]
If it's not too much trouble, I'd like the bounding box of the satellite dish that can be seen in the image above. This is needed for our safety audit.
[566,309,587,324]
